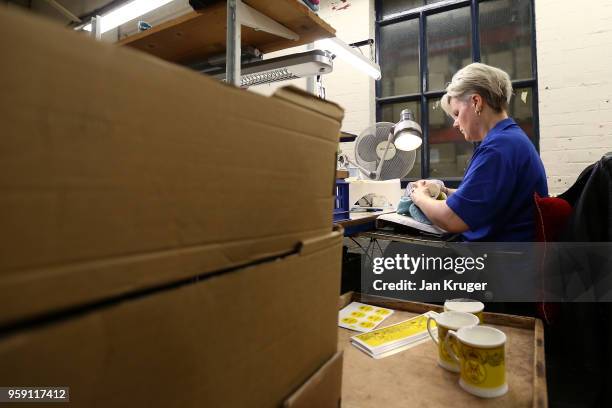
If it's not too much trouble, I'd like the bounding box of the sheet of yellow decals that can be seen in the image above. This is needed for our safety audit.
[351,312,435,350]
[338,302,394,332]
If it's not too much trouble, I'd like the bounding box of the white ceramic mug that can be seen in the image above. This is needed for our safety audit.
[444,299,485,323]
[445,325,508,398]
[426,311,479,372]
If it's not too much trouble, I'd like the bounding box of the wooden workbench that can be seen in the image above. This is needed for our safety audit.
[335,210,395,236]
[338,293,547,408]
[118,0,335,64]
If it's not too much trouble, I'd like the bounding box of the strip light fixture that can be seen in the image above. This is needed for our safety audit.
[82,0,174,34]
[316,37,381,80]
[204,50,334,87]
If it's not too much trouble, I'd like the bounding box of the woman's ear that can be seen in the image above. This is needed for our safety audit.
[471,94,483,111]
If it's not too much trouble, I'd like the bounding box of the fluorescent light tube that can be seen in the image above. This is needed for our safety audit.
[316,37,381,80]
[83,0,174,34]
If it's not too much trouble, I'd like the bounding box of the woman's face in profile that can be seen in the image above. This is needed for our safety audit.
[449,96,482,142]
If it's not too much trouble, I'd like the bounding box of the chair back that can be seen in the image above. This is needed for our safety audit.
[534,193,572,324]
[534,193,572,242]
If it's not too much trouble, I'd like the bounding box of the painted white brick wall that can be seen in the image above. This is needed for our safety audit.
[536,0,612,195]
[316,0,376,135]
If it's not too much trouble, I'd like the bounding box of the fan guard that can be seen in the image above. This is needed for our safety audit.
[354,122,416,180]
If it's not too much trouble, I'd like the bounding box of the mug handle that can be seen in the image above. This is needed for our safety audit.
[445,330,460,364]
[426,312,439,344]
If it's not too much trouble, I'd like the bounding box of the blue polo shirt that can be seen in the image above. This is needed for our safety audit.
[446,118,548,241]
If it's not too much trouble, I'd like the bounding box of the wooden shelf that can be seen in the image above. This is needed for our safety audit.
[118,0,336,65]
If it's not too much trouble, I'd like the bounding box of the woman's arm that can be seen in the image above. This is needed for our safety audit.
[411,186,469,233]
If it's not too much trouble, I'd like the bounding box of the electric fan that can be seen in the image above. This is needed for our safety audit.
[351,109,422,180]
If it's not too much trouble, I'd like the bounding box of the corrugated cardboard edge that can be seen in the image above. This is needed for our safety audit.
[283,351,343,408]
[300,225,343,256]
[1,228,342,330]
[273,86,345,124]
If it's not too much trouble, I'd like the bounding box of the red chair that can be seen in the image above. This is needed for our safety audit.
[534,193,573,242]
[534,193,572,324]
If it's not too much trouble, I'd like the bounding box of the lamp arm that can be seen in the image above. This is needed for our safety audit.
[346,157,376,180]
[373,128,395,181]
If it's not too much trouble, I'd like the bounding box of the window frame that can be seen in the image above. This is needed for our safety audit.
[375,0,540,187]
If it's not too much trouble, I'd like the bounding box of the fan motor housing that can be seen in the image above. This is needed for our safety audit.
[376,141,397,160]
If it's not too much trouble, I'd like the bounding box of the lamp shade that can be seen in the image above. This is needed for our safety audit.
[393,109,422,151]
[394,131,423,151]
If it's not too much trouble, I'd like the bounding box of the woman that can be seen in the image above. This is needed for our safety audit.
[411,63,548,241]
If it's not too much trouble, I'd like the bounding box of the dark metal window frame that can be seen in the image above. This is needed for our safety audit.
[375,0,539,187]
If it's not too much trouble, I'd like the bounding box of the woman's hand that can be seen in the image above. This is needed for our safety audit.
[414,179,453,197]
[411,183,431,206]
[415,179,434,189]
[410,183,469,233]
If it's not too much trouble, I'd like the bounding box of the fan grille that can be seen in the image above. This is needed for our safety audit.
[356,134,379,163]
[355,122,416,179]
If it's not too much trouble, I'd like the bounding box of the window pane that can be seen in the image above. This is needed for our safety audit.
[380,101,422,179]
[428,98,473,178]
[379,19,420,97]
[480,0,533,80]
[426,7,473,91]
[509,87,535,144]
[380,0,424,18]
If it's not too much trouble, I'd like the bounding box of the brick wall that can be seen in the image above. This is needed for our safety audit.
[536,0,612,195]
[315,0,376,135]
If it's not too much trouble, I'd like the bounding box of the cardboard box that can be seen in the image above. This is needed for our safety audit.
[0,7,343,326]
[284,351,343,408]
[0,229,343,408]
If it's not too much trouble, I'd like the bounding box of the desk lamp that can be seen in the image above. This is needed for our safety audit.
[349,109,422,180]
[393,109,423,151]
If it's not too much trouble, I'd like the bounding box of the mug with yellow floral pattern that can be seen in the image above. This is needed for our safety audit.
[445,325,508,398]
[426,311,479,372]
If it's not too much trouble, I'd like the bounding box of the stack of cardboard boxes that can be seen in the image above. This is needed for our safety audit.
[0,7,344,407]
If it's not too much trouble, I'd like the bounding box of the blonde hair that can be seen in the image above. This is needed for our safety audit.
[441,63,513,116]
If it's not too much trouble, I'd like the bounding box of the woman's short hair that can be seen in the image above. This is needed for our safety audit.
[441,63,513,115]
